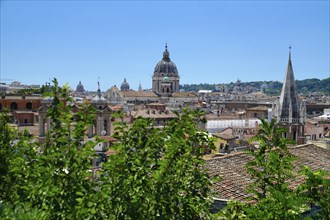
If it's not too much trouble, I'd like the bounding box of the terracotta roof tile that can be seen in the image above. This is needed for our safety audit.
[121,91,158,98]
[245,106,270,111]
[132,109,177,119]
[206,144,330,202]
[171,92,198,98]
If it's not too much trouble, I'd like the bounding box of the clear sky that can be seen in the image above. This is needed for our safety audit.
[1,1,329,91]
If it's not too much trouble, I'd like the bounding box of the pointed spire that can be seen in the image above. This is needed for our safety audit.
[278,48,299,121]
[138,81,142,91]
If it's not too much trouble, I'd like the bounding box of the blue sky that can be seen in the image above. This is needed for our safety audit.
[1,1,329,91]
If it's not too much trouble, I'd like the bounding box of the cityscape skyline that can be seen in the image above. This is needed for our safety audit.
[1,1,329,91]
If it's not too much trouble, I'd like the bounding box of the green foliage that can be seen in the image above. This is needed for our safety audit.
[220,119,330,219]
[0,202,47,220]
[219,119,307,219]
[1,79,216,219]
[180,83,217,92]
[246,118,296,201]
[298,166,330,219]
[179,77,330,95]
[8,79,98,219]
[245,189,306,220]
[4,78,328,219]
[296,78,330,95]
[0,109,19,203]
[14,88,42,95]
[98,109,215,219]
[217,200,248,220]
[240,119,306,219]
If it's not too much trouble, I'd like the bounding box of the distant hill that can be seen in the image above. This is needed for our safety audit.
[180,77,330,96]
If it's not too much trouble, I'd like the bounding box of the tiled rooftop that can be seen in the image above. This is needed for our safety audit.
[206,144,330,202]
[171,92,198,98]
[121,91,158,98]
[213,133,238,140]
[245,106,270,111]
[132,109,177,119]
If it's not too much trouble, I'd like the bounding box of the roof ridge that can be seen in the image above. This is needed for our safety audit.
[210,151,246,160]
[288,144,315,149]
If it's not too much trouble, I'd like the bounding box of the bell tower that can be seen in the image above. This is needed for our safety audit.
[272,47,306,144]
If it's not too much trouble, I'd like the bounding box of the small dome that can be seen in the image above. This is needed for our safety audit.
[76,81,85,93]
[91,95,106,103]
[120,78,130,91]
[92,81,107,103]
[153,45,179,77]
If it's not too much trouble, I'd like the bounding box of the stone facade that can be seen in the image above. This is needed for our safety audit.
[0,95,41,125]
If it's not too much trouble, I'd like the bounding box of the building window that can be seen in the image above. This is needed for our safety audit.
[103,120,108,135]
[312,134,316,140]
[26,102,32,110]
[11,102,18,110]
[0,103,2,110]
[282,132,287,138]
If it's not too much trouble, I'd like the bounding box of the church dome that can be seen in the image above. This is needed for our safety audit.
[153,44,179,77]
[76,81,85,93]
[120,78,130,91]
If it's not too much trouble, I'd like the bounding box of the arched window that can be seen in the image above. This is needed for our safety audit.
[26,102,32,110]
[11,102,18,110]
[103,120,108,135]
[92,120,96,136]
[312,134,316,140]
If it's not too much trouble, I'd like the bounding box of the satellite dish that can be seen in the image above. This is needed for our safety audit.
[101,130,107,136]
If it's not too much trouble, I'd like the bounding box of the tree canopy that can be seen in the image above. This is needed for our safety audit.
[0,79,216,219]
[0,79,329,219]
